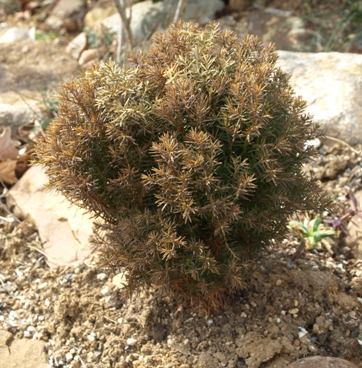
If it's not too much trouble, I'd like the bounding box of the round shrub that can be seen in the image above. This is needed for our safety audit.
[35,21,328,310]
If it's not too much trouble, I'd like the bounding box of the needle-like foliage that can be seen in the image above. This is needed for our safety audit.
[35,21,329,311]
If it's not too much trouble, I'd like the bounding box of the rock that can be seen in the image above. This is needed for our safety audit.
[229,0,249,11]
[102,1,164,46]
[350,33,362,53]
[84,5,118,29]
[7,165,95,266]
[0,330,13,346]
[166,0,224,23]
[0,91,42,128]
[102,0,223,46]
[79,47,105,68]
[0,27,34,43]
[277,51,362,146]
[112,272,128,289]
[0,332,48,368]
[66,31,88,60]
[346,189,362,259]
[287,356,358,368]
[46,0,86,31]
[248,9,322,52]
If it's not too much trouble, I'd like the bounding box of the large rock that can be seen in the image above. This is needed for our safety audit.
[102,0,223,46]
[166,0,224,23]
[287,356,358,368]
[84,5,118,30]
[0,27,34,43]
[7,166,95,266]
[277,51,362,146]
[65,31,88,60]
[46,0,86,31]
[102,0,164,46]
[0,330,48,368]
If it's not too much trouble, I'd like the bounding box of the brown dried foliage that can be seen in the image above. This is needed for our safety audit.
[35,21,329,311]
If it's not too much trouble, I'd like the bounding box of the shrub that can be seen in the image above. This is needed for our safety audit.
[35,21,329,311]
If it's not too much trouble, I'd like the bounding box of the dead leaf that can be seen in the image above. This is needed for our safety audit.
[0,160,18,185]
[0,127,20,161]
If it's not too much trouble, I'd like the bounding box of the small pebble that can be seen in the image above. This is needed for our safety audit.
[38,282,47,290]
[126,337,137,346]
[276,279,282,286]
[97,273,107,281]
[65,352,73,362]
[349,311,357,319]
[288,308,299,315]
[64,273,73,282]
[101,286,110,296]
[298,326,308,338]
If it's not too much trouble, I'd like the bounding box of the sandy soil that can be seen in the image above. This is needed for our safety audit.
[0,142,362,368]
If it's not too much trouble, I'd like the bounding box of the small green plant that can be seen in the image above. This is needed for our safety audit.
[34,21,330,311]
[83,26,116,50]
[35,31,58,41]
[288,215,336,252]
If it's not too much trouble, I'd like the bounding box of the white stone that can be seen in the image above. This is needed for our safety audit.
[126,337,137,346]
[101,286,110,296]
[65,352,73,362]
[277,51,362,145]
[0,27,31,43]
[112,272,128,289]
[96,273,107,281]
[65,32,87,60]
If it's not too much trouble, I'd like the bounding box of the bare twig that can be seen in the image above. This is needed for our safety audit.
[27,244,77,269]
[291,239,306,261]
[324,135,361,155]
[116,15,123,63]
[173,0,188,23]
[114,0,132,46]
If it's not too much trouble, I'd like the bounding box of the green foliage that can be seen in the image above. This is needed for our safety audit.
[83,26,116,50]
[34,21,329,311]
[288,215,336,250]
[35,31,58,41]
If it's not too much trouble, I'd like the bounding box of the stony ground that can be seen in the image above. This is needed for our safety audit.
[1,1,362,367]
[1,142,362,368]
